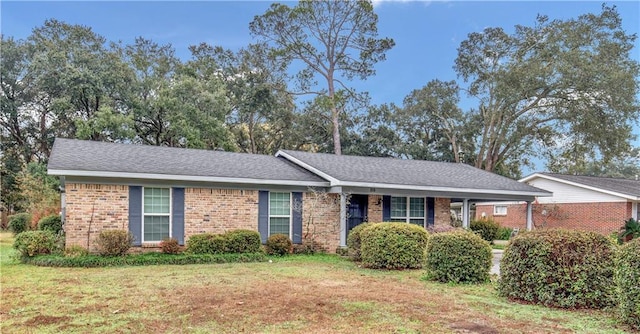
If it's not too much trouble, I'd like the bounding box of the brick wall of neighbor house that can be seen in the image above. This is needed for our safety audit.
[368,195,383,222]
[65,183,129,251]
[475,202,631,234]
[434,198,451,227]
[184,188,258,238]
[303,192,341,252]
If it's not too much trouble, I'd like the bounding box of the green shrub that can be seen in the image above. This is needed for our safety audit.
[347,222,377,261]
[38,214,63,234]
[14,231,56,257]
[615,238,640,329]
[470,218,500,242]
[265,234,292,256]
[498,229,616,309]
[497,227,513,240]
[22,252,267,267]
[185,233,228,254]
[360,223,429,269]
[292,239,326,254]
[160,238,181,254]
[224,229,262,253]
[425,231,492,284]
[96,230,133,256]
[8,213,31,235]
[65,245,90,258]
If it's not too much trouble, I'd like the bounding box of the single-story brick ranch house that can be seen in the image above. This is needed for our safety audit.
[475,173,640,234]
[47,138,550,252]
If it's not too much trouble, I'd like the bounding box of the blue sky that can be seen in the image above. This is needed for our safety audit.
[2,1,639,172]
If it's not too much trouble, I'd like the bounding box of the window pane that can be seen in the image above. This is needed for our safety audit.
[409,218,424,226]
[390,197,407,218]
[144,216,170,242]
[409,198,425,218]
[390,218,406,223]
[144,188,170,214]
[269,192,290,216]
[269,217,290,236]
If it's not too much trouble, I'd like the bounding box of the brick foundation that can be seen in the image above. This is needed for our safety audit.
[475,202,632,235]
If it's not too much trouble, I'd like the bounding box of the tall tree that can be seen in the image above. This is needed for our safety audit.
[454,5,639,174]
[250,0,394,154]
[189,43,297,154]
[124,38,232,149]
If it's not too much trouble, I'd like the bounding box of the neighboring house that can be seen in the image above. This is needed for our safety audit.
[475,173,640,234]
[47,138,550,252]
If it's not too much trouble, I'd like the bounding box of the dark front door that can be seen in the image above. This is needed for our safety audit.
[347,195,369,233]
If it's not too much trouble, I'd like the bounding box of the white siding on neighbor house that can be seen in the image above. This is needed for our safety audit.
[526,178,624,204]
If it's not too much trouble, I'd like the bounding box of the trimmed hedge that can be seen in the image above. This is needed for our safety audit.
[225,229,262,253]
[425,231,492,284]
[347,222,376,261]
[615,238,640,329]
[185,233,228,254]
[21,252,267,267]
[38,214,63,234]
[360,223,429,269]
[96,230,134,256]
[8,213,31,235]
[498,229,616,309]
[265,234,292,256]
[470,218,500,242]
[14,230,57,257]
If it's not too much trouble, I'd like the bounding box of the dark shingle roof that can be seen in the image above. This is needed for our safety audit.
[278,150,548,194]
[48,138,327,183]
[539,173,640,198]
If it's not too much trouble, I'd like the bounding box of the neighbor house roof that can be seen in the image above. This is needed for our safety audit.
[276,150,550,198]
[521,173,640,200]
[48,138,329,186]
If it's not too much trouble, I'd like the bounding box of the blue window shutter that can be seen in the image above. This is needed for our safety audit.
[292,192,303,244]
[172,188,185,245]
[128,186,142,246]
[427,197,435,227]
[258,191,269,243]
[382,195,391,222]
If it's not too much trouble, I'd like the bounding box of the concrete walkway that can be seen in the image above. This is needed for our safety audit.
[491,249,503,275]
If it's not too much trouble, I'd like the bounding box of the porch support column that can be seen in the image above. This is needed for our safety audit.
[462,199,470,229]
[339,192,347,247]
[526,201,533,231]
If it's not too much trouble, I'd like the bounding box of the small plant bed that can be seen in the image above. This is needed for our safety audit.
[21,252,267,268]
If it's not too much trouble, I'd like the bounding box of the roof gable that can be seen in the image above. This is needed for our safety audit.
[277,150,550,197]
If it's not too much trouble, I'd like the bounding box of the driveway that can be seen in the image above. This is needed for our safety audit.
[491,249,503,275]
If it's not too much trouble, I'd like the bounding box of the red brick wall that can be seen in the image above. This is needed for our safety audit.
[475,201,631,235]
[184,188,258,238]
[367,195,383,222]
[434,198,451,227]
[302,192,341,252]
[65,183,129,251]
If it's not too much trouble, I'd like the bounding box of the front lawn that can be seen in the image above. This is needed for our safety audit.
[0,232,628,333]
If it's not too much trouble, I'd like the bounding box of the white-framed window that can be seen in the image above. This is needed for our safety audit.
[269,192,291,237]
[493,205,508,216]
[143,187,171,242]
[390,196,425,226]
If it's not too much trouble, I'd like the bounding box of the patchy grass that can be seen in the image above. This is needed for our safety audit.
[0,232,630,333]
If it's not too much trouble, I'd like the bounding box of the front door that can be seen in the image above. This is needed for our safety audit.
[347,195,369,233]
